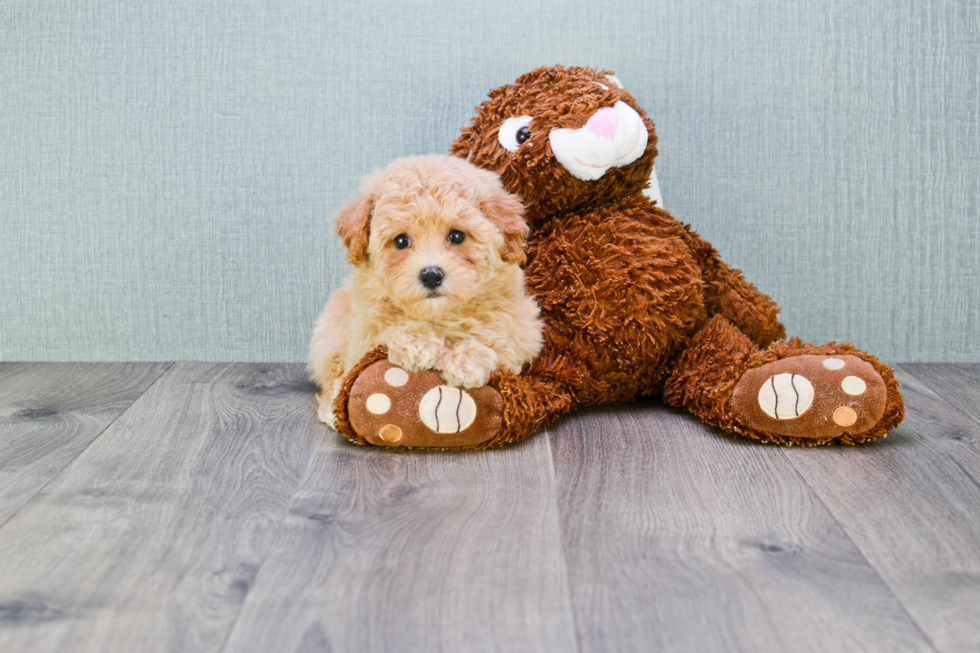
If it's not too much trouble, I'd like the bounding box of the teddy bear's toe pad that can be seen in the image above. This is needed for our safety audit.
[347,360,502,448]
[732,354,887,440]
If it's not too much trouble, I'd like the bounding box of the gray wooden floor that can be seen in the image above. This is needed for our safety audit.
[0,363,977,652]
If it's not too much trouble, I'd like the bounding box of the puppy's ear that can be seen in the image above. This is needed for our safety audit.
[480,181,529,265]
[335,173,380,265]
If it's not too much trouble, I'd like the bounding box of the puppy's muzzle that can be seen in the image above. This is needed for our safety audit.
[419,266,445,291]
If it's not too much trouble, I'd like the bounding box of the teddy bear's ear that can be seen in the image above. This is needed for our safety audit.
[480,181,529,265]
[450,125,476,162]
[335,172,381,266]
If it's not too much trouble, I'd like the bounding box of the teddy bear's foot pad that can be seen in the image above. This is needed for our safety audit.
[732,354,887,440]
[347,360,502,448]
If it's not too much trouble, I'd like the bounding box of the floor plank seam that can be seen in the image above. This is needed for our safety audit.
[544,427,585,653]
[898,365,980,430]
[0,361,175,533]
[775,447,942,653]
[215,423,327,653]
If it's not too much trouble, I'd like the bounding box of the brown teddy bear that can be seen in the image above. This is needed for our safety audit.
[329,65,904,449]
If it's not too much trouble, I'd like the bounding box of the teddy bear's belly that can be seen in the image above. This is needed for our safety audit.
[524,217,706,405]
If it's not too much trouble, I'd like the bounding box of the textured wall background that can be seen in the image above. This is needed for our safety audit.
[1,0,977,362]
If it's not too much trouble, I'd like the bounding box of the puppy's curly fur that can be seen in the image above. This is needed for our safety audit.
[308,155,543,427]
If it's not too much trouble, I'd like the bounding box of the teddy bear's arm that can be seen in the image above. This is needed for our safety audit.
[701,259,786,348]
[650,207,786,347]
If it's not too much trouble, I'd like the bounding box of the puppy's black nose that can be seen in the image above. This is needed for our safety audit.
[419,266,445,290]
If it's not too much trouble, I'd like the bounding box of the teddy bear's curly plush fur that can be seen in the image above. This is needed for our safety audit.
[329,65,904,449]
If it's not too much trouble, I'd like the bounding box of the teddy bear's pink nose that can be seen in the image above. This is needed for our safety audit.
[585,108,619,140]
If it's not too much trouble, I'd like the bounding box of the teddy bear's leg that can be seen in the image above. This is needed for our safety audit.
[330,347,572,449]
[662,315,904,445]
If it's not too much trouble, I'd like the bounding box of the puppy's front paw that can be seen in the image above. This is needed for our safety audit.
[387,330,444,372]
[316,391,338,431]
[437,341,498,388]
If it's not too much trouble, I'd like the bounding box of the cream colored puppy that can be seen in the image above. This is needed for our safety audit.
[308,155,543,427]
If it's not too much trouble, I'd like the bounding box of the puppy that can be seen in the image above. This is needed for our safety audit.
[308,154,544,427]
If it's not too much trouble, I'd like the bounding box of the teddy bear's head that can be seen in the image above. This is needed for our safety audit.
[451,65,658,223]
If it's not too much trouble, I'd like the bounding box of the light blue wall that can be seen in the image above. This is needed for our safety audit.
[1,0,977,362]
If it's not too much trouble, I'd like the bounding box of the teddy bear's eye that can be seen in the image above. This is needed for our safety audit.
[497,115,533,152]
[447,230,466,245]
[394,234,411,249]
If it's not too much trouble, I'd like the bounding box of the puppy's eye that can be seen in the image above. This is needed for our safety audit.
[393,234,411,250]
[447,230,466,245]
[497,115,533,152]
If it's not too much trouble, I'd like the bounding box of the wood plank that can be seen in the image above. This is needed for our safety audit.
[901,364,980,426]
[781,366,980,652]
[221,432,578,653]
[0,362,171,526]
[0,363,323,653]
[550,401,933,653]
